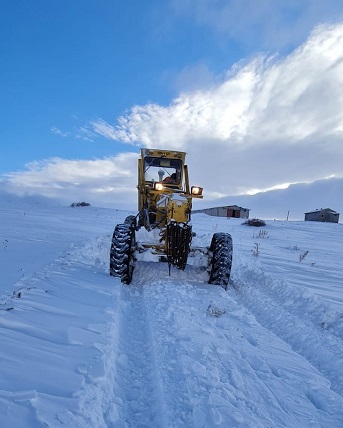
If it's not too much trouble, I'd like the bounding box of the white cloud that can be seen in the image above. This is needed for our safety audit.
[0,154,139,209]
[88,22,343,198]
[51,127,70,138]
[89,120,118,141]
[3,22,343,209]
[91,60,259,148]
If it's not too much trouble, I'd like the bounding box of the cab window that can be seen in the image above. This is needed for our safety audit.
[144,157,182,184]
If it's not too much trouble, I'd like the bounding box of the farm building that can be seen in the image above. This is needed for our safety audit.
[193,205,250,219]
[304,208,340,223]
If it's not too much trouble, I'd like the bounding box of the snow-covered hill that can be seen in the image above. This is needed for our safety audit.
[1,200,343,427]
[194,177,343,221]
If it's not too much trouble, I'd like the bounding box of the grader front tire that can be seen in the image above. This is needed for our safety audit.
[208,233,233,290]
[110,224,136,284]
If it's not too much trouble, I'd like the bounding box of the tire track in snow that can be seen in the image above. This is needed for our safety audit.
[114,281,164,428]
[232,259,343,397]
[133,261,202,428]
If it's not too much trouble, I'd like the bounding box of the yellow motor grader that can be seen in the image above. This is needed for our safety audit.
[109,148,233,288]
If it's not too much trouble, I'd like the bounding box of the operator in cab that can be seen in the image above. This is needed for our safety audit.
[163,173,177,184]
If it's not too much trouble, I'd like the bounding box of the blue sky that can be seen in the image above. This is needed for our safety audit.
[1,1,343,208]
[1,0,241,170]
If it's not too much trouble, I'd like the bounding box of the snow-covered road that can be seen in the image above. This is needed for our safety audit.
[1,202,343,427]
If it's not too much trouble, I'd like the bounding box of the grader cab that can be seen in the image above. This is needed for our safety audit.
[109,148,233,287]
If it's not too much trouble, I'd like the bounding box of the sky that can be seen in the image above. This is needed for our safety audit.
[1,0,343,209]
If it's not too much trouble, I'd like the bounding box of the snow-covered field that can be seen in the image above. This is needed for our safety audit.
[1,199,343,427]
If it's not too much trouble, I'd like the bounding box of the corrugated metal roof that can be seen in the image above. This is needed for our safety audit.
[304,208,339,215]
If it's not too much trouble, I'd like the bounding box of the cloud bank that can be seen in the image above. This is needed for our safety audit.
[2,22,343,208]
[0,154,138,209]
[87,23,343,199]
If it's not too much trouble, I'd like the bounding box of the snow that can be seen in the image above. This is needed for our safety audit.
[1,199,343,427]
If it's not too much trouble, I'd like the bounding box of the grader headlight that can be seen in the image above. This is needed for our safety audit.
[191,186,203,196]
[154,182,164,191]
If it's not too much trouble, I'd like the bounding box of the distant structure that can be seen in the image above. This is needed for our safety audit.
[193,205,250,219]
[304,208,339,223]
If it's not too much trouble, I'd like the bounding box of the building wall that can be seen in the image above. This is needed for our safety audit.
[304,209,339,223]
[194,206,249,219]
[227,208,249,218]
[202,207,226,217]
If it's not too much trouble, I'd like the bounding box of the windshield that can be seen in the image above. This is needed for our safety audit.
[144,157,182,184]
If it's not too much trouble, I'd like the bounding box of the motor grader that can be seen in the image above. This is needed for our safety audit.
[109,148,233,288]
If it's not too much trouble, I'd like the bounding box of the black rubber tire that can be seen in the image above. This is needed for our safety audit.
[208,233,233,289]
[166,221,192,270]
[124,215,137,228]
[109,223,136,284]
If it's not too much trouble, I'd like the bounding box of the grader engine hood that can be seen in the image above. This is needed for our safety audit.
[156,193,190,224]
